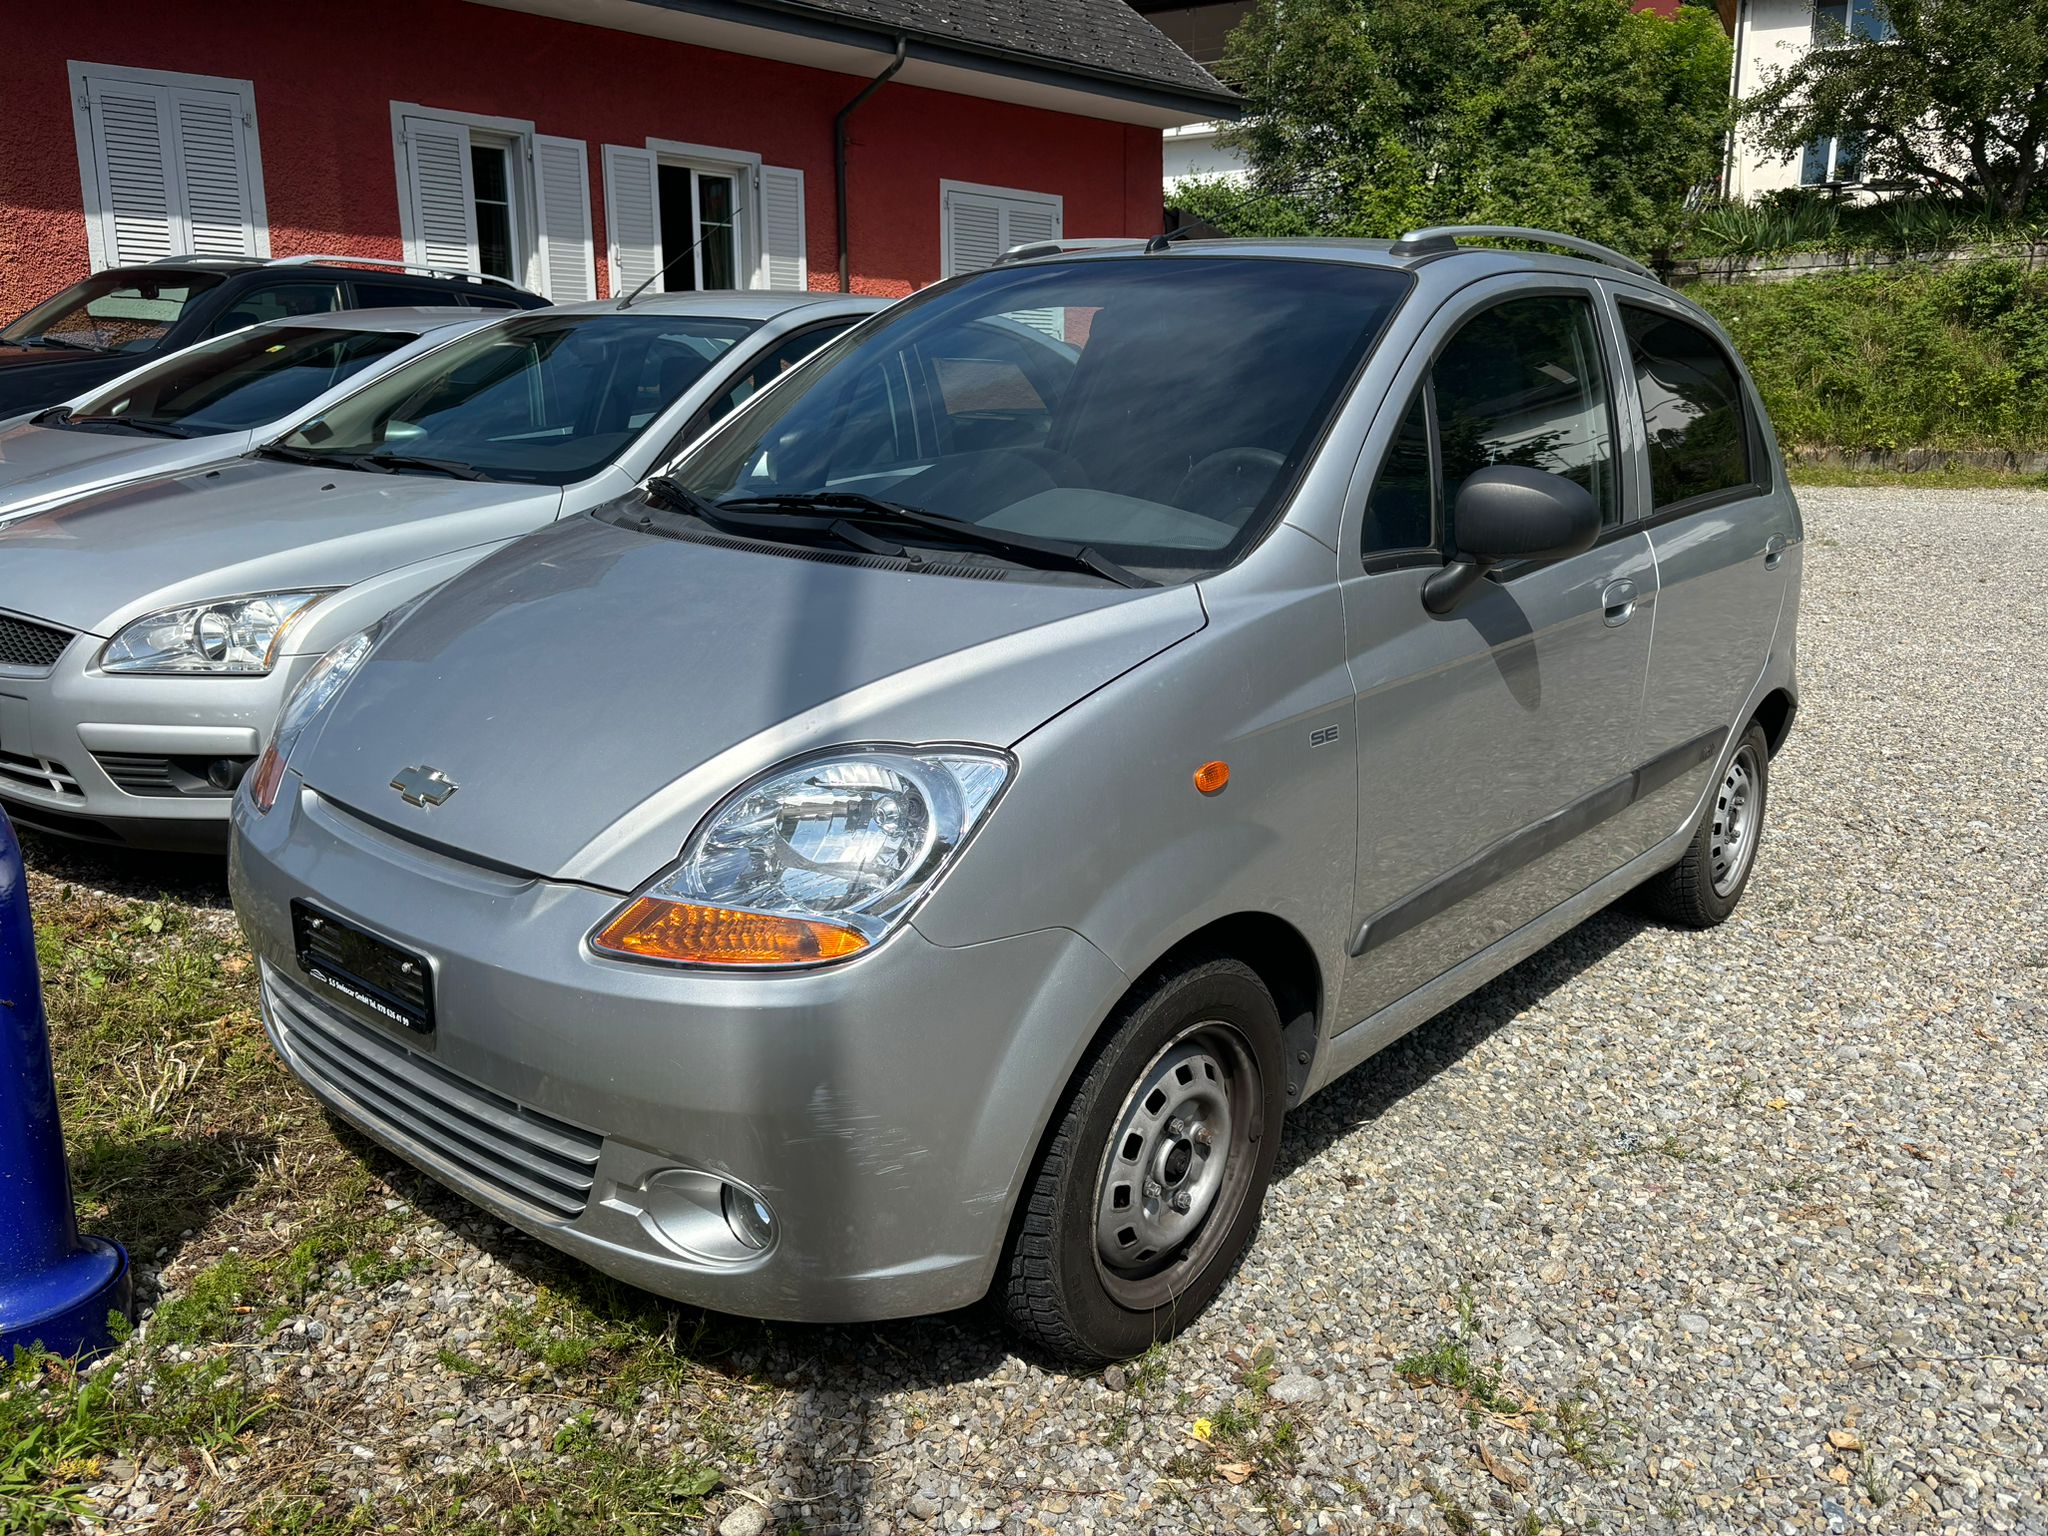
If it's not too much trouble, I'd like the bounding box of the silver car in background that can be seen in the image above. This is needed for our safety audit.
[0,292,884,848]
[0,309,493,523]
[230,231,1801,1359]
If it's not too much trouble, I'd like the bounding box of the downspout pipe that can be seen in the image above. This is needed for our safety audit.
[836,35,909,293]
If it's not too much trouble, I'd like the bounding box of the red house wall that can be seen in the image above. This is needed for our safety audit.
[0,0,1166,319]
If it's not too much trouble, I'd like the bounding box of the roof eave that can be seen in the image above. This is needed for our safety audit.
[468,0,1240,126]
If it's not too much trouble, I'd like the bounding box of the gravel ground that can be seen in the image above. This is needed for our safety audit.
[60,486,2048,1534]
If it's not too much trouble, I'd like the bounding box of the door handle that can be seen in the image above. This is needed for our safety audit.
[1600,577,1637,627]
[1764,533,1789,570]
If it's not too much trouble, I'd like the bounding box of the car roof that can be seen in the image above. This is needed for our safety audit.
[1003,235,1676,298]
[249,307,488,335]
[544,291,892,323]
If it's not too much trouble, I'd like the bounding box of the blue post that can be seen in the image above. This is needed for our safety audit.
[0,810,130,1361]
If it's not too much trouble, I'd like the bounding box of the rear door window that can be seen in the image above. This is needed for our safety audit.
[1620,304,1756,510]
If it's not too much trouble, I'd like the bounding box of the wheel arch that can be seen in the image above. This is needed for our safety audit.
[1753,688,1798,757]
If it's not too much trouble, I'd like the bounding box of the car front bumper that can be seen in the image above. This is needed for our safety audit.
[230,775,1128,1323]
[0,635,309,849]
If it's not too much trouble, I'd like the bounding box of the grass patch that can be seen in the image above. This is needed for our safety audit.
[1787,462,2048,490]
[1395,1284,1524,1421]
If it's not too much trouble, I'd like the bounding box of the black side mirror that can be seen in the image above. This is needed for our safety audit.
[1422,465,1600,614]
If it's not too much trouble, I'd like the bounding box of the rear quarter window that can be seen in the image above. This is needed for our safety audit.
[1621,304,1757,510]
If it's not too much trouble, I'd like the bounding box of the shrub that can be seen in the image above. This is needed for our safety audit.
[1690,259,2048,453]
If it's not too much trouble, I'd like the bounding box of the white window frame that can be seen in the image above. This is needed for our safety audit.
[389,101,542,289]
[68,60,270,270]
[938,179,1064,276]
[647,138,763,292]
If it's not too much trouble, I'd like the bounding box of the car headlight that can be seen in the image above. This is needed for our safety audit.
[246,622,381,814]
[101,590,333,675]
[591,745,1012,967]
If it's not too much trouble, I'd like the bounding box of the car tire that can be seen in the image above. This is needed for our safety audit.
[1637,720,1771,928]
[1000,955,1286,1362]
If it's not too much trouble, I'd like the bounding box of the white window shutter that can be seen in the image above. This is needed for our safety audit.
[401,115,477,274]
[943,190,1006,277]
[533,134,595,302]
[602,145,661,298]
[169,89,258,257]
[1003,198,1061,252]
[757,164,807,291]
[84,79,179,266]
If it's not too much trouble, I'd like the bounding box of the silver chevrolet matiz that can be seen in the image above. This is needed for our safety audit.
[230,230,1801,1360]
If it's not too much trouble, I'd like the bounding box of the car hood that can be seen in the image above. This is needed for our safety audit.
[0,457,564,635]
[297,514,1207,889]
[0,420,217,518]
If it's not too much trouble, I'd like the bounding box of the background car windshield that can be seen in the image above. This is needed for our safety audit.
[70,325,416,433]
[2,271,226,353]
[277,313,759,484]
[673,256,1409,576]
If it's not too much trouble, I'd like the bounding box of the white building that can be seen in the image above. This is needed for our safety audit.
[1725,0,1893,200]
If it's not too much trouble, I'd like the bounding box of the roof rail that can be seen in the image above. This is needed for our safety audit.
[1388,225,1658,282]
[994,237,1148,265]
[139,252,525,288]
[266,254,525,289]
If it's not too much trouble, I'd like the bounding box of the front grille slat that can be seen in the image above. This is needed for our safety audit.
[263,969,602,1223]
[286,1026,595,1215]
[0,613,74,672]
[0,750,83,799]
[287,993,600,1174]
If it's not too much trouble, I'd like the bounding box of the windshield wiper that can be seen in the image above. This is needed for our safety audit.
[718,492,1155,588]
[28,406,72,425]
[642,476,909,556]
[62,415,194,438]
[356,452,486,480]
[260,443,358,468]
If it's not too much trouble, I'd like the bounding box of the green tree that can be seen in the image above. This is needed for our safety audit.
[1203,0,1733,261]
[1743,0,2048,219]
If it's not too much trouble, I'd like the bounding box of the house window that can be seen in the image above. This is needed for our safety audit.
[656,162,742,291]
[391,103,595,303]
[1812,0,1892,41]
[1800,133,1866,185]
[601,143,807,298]
[940,181,1064,277]
[470,140,519,281]
[67,62,269,269]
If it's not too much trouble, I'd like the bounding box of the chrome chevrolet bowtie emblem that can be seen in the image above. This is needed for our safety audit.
[390,765,458,807]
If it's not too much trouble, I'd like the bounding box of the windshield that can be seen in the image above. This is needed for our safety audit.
[61,325,417,435]
[273,312,758,484]
[2,271,226,353]
[666,256,1409,577]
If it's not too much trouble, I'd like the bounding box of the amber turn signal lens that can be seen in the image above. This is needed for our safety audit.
[1193,760,1231,795]
[592,898,868,966]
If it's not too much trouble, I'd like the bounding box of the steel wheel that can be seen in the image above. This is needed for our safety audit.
[1090,1020,1260,1311]
[1709,741,1761,897]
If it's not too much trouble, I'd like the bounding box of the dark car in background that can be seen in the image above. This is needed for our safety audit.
[0,255,546,418]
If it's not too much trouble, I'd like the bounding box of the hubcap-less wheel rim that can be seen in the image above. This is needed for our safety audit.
[1710,744,1761,897]
[1092,1021,1260,1311]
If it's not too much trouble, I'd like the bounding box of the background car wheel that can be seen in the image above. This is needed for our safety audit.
[1000,956,1286,1362]
[1637,720,1771,928]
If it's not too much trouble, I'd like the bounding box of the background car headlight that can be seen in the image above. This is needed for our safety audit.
[246,623,380,814]
[101,590,333,675]
[592,746,1012,967]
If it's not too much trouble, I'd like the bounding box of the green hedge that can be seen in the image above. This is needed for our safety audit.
[1688,260,2048,455]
